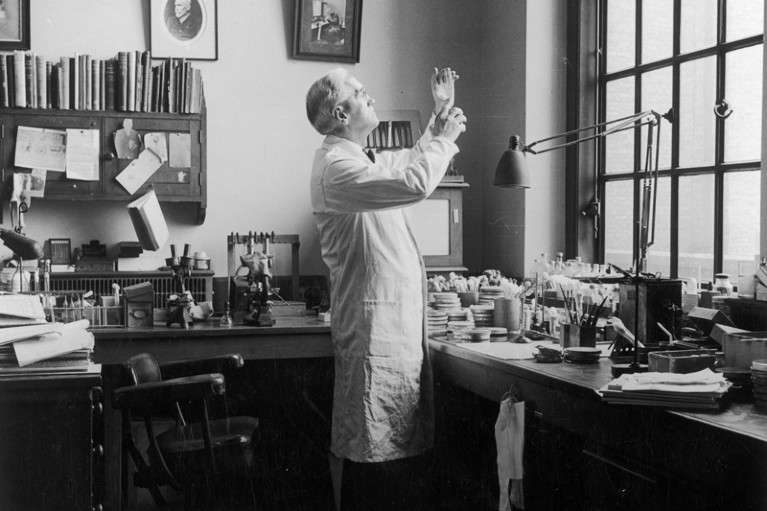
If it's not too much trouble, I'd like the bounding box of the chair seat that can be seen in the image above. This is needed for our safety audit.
[158,416,259,454]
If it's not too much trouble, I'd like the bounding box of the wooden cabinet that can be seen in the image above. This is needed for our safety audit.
[0,366,104,511]
[0,106,207,223]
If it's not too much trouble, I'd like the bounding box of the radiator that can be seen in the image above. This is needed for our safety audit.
[49,270,214,309]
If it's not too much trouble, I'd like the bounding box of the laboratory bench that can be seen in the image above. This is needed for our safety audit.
[92,317,334,511]
[83,318,767,510]
[429,338,767,511]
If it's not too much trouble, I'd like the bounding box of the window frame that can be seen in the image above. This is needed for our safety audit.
[569,0,763,278]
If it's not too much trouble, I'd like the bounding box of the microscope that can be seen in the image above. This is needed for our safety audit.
[166,244,194,329]
[237,250,275,326]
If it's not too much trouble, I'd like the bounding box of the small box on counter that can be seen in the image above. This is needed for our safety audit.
[648,349,717,373]
[123,282,154,328]
[723,331,767,369]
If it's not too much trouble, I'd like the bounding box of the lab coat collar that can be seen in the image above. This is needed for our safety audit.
[323,135,367,158]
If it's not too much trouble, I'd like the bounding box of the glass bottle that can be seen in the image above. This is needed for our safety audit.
[219,301,234,328]
[713,273,733,296]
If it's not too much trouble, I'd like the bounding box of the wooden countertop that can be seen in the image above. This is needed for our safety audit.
[92,316,333,364]
[92,316,331,340]
[429,338,767,445]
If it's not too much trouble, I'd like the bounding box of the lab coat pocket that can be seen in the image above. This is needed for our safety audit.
[362,299,406,357]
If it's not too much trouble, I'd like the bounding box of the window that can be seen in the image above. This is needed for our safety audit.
[597,0,762,283]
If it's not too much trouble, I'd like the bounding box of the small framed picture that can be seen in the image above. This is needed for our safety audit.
[0,0,29,51]
[293,0,362,63]
[150,0,218,61]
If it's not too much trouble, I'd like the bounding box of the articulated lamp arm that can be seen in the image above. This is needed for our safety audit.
[494,109,670,272]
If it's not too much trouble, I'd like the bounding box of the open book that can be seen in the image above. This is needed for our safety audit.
[128,188,169,251]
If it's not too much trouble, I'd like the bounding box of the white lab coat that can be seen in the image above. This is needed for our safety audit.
[310,121,459,462]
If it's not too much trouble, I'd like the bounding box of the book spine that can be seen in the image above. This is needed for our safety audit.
[6,54,15,108]
[25,52,34,108]
[0,56,8,108]
[142,50,151,112]
[59,56,68,109]
[91,59,100,111]
[118,52,127,111]
[166,57,174,113]
[85,54,92,110]
[36,56,46,109]
[99,59,106,112]
[134,54,143,113]
[13,51,25,108]
[46,60,53,108]
[127,50,135,111]
[72,54,79,110]
[104,59,115,111]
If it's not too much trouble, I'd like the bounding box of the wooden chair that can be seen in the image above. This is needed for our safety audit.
[112,353,259,510]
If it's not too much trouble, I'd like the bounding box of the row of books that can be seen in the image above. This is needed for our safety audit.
[0,50,204,114]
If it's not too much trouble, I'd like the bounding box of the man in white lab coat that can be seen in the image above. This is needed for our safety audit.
[307,68,466,510]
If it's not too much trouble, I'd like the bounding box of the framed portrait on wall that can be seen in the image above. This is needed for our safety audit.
[293,0,362,63]
[0,0,29,51]
[150,0,218,60]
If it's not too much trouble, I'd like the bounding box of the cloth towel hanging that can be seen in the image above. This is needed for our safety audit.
[495,395,524,510]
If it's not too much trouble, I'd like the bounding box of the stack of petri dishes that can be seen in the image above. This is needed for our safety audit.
[478,286,504,306]
[470,304,494,328]
[427,309,448,337]
[751,359,767,411]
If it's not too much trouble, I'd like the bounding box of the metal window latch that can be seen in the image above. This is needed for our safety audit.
[714,99,733,119]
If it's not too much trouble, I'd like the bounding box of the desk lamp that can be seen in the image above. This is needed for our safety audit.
[0,228,44,294]
[494,110,671,374]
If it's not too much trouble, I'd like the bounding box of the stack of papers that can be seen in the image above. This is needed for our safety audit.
[0,294,47,326]
[0,319,94,376]
[598,368,731,410]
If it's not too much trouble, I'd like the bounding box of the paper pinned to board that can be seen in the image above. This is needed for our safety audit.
[116,148,163,195]
[65,128,100,181]
[14,126,67,172]
[144,133,168,163]
[169,133,191,167]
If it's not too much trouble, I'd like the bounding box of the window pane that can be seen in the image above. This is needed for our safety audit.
[680,0,717,53]
[641,68,672,169]
[724,45,763,162]
[679,56,716,167]
[723,170,761,278]
[605,77,635,174]
[642,0,673,63]
[678,174,714,283]
[604,180,635,270]
[606,0,635,73]
[726,0,764,41]
[644,176,670,276]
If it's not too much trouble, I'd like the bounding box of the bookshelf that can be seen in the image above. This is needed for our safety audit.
[374,110,468,272]
[0,51,208,224]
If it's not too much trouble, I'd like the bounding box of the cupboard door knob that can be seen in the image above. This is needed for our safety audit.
[71,183,78,189]
[92,444,104,458]
[105,152,115,161]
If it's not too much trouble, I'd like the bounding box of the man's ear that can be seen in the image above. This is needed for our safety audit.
[332,105,348,124]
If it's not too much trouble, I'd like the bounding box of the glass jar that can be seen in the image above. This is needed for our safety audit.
[713,273,733,296]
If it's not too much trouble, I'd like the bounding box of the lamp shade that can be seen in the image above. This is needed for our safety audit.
[494,135,530,188]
